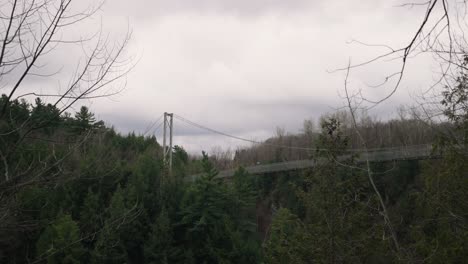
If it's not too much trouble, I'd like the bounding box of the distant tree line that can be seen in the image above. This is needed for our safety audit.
[212,109,443,168]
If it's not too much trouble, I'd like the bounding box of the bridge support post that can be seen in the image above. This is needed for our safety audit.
[162,112,173,174]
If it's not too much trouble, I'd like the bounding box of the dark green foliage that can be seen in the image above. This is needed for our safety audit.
[79,189,102,244]
[400,57,468,263]
[263,208,310,264]
[74,106,96,130]
[92,184,133,264]
[30,98,62,134]
[177,159,261,263]
[144,207,178,264]
[265,118,392,263]
[35,214,84,264]
[173,145,189,164]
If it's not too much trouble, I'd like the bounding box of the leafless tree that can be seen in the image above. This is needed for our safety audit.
[342,61,402,256]
[209,146,234,170]
[336,0,467,110]
[336,0,468,258]
[0,0,133,253]
[0,0,132,183]
[1,0,132,110]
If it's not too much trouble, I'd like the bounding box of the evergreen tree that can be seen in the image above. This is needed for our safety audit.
[305,118,390,262]
[74,106,96,133]
[407,55,468,263]
[178,155,261,263]
[91,185,128,264]
[263,208,310,264]
[79,188,102,245]
[229,167,257,232]
[178,168,229,263]
[35,214,84,264]
[144,207,177,264]
[27,98,62,135]
[265,118,391,262]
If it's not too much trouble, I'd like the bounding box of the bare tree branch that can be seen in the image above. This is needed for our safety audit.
[343,60,401,255]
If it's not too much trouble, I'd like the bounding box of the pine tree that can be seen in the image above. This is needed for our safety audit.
[79,189,102,244]
[144,207,177,264]
[408,55,468,263]
[178,157,261,263]
[263,208,310,264]
[36,214,84,264]
[265,118,390,263]
[30,97,61,134]
[300,118,388,262]
[74,106,96,133]
[91,185,128,264]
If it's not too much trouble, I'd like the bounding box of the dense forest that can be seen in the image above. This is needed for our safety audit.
[0,57,467,263]
[0,0,467,262]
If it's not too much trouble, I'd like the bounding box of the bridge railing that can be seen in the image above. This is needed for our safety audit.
[362,144,435,161]
[189,144,437,181]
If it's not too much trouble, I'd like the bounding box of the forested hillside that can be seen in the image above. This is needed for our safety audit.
[0,95,262,263]
[1,0,468,263]
[1,64,467,263]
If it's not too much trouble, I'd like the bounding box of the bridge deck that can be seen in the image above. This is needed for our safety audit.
[189,144,436,181]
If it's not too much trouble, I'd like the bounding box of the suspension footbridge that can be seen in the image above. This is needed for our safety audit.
[143,112,438,180]
[189,144,436,180]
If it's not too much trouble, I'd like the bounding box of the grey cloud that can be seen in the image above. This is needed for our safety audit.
[2,0,439,154]
[102,96,333,140]
[107,0,388,21]
[109,0,319,18]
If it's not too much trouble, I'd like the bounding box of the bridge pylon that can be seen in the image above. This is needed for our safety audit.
[162,112,173,174]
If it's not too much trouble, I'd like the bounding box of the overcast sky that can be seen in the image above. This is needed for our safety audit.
[6,0,441,153]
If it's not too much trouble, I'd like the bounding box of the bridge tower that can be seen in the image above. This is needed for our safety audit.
[162,112,173,173]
